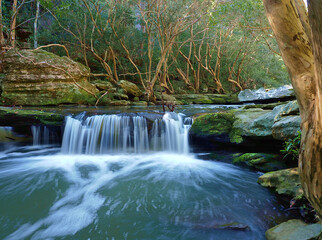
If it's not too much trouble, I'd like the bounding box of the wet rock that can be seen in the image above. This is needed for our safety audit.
[0,126,29,142]
[272,116,301,140]
[190,112,235,143]
[232,153,287,172]
[119,80,143,97]
[258,168,303,198]
[193,222,250,231]
[231,108,271,142]
[265,219,322,240]
[190,100,301,145]
[0,107,64,126]
[1,49,98,105]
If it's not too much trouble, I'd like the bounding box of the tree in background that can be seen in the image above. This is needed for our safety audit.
[263,0,322,217]
[0,0,291,96]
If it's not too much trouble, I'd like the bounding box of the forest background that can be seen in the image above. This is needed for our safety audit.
[0,0,290,97]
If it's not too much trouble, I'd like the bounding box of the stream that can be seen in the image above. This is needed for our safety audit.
[0,108,291,240]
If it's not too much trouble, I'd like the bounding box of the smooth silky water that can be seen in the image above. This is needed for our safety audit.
[0,112,289,240]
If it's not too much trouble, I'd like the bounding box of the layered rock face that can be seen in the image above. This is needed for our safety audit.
[1,49,98,105]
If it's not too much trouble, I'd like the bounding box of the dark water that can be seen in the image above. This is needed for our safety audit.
[0,144,290,240]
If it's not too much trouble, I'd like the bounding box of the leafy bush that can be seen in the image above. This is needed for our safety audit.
[281,131,301,160]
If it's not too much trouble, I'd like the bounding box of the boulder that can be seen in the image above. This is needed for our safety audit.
[231,108,271,142]
[190,101,301,145]
[131,101,148,106]
[1,49,99,105]
[155,93,177,102]
[265,219,322,240]
[190,112,235,143]
[0,107,64,126]
[232,153,287,172]
[109,100,131,106]
[258,168,303,198]
[119,80,143,97]
[272,116,301,140]
[109,93,129,101]
[238,85,295,102]
[92,80,113,91]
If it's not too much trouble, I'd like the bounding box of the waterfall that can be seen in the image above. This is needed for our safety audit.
[61,115,149,154]
[61,113,192,154]
[31,126,55,145]
[150,113,192,154]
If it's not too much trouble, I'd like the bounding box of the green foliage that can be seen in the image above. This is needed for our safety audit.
[5,0,290,94]
[281,131,301,160]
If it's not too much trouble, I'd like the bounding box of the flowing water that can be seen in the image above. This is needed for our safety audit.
[0,112,289,240]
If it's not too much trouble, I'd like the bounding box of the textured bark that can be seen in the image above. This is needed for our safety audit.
[263,0,322,217]
[10,0,18,47]
[0,0,4,46]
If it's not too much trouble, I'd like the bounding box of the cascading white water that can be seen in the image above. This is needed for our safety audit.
[61,115,150,154]
[31,126,51,145]
[61,112,192,154]
[150,113,192,154]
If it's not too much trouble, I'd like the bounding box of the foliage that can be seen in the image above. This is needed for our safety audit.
[1,0,290,96]
[281,131,301,160]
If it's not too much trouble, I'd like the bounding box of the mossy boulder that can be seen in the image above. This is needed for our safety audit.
[190,112,235,143]
[1,49,98,105]
[232,153,287,172]
[231,108,271,141]
[109,100,131,106]
[92,80,113,91]
[258,168,303,198]
[265,219,322,240]
[109,92,129,101]
[131,101,148,106]
[0,107,64,126]
[119,80,143,97]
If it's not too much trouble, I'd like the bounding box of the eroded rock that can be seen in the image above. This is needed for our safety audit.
[119,80,143,97]
[258,168,302,198]
[1,49,98,105]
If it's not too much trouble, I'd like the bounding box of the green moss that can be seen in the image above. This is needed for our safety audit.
[0,107,64,125]
[232,153,287,172]
[258,168,303,197]
[233,153,263,164]
[229,127,243,144]
[190,112,235,136]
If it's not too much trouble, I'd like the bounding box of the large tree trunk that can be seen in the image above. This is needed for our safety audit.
[263,0,322,217]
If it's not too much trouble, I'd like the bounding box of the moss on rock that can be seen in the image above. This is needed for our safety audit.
[258,168,303,198]
[190,112,235,137]
[232,153,287,172]
[0,107,64,126]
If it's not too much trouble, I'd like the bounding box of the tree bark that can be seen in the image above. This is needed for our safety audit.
[10,0,18,48]
[0,0,4,46]
[263,0,322,217]
[34,0,40,49]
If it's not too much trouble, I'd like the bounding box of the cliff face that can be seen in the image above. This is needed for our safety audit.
[1,49,98,105]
